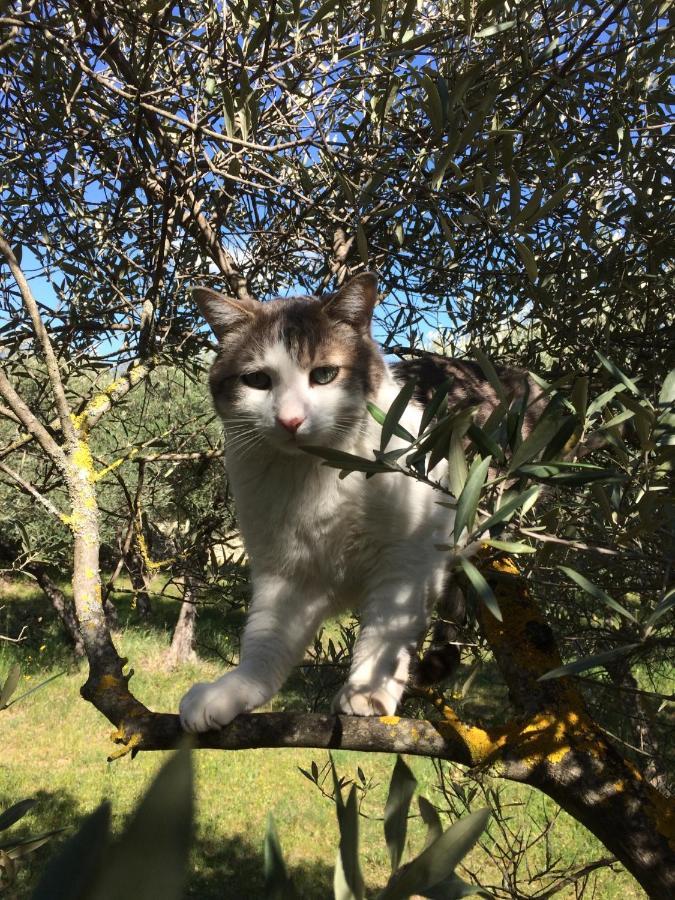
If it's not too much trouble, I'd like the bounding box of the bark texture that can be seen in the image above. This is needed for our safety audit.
[31,564,84,657]
[165,575,198,668]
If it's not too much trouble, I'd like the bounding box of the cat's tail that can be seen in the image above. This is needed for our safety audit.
[411,582,466,688]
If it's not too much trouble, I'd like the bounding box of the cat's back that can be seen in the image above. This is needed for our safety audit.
[392,354,546,429]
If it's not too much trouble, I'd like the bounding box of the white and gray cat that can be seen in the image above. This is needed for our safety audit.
[179,273,541,733]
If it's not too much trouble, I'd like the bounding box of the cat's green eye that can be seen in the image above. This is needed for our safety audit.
[310,366,339,385]
[241,371,271,390]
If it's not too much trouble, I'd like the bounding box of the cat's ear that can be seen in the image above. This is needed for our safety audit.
[192,286,259,340]
[322,272,378,331]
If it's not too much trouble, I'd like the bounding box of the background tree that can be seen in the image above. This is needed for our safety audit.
[0,1,673,896]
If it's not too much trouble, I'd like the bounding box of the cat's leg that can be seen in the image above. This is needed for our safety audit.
[332,576,429,717]
[180,575,329,732]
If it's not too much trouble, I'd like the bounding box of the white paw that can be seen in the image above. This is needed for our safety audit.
[332,682,401,717]
[179,676,246,733]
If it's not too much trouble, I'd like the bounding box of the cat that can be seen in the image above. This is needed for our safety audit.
[179,273,544,733]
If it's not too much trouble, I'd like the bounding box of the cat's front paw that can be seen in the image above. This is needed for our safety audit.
[332,682,400,717]
[179,678,245,733]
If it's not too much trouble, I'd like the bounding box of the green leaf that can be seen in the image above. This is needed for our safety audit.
[90,745,193,900]
[571,376,589,421]
[368,402,415,443]
[0,798,37,831]
[643,586,675,633]
[377,808,491,900]
[384,756,417,873]
[595,351,642,397]
[466,423,506,463]
[508,415,563,472]
[32,803,111,900]
[473,349,506,404]
[419,378,454,435]
[475,485,541,535]
[523,181,575,226]
[5,670,65,709]
[381,380,417,451]
[454,455,491,543]
[586,383,628,417]
[301,446,393,474]
[598,409,635,430]
[447,426,469,499]
[558,566,637,623]
[474,20,515,38]
[418,796,443,851]
[658,369,675,406]
[356,224,369,265]
[482,539,536,554]
[0,663,20,709]
[309,0,339,26]
[0,826,68,853]
[264,813,294,899]
[458,558,501,622]
[334,785,365,900]
[514,238,538,282]
[423,74,444,134]
[538,644,642,681]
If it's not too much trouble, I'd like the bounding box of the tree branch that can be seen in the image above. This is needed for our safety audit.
[0,231,76,446]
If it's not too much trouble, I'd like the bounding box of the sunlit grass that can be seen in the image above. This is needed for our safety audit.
[0,575,643,898]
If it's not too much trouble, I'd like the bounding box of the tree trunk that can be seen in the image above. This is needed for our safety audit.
[165,574,198,668]
[30,564,84,657]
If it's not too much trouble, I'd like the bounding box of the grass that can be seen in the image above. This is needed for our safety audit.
[0,574,646,898]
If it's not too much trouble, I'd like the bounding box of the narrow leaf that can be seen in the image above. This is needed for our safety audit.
[418,796,442,851]
[334,785,365,900]
[538,644,641,681]
[384,756,417,873]
[459,558,501,622]
[264,814,294,899]
[514,238,538,282]
[474,486,541,536]
[558,566,637,623]
[482,539,536,554]
[473,349,506,403]
[0,663,20,708]
[644,587,675,633]
[381,380,417,451]
[447,426,469,498]
[595,351,641,397]
[377,808,491,900]
[474,20,515,38]
[508,415,562,472]
[454,455,491,543]
[302,446,392,474]
[0,799,37,832]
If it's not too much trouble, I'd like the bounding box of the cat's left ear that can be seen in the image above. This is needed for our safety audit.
[322,272,378,331]
[192,286,260,340]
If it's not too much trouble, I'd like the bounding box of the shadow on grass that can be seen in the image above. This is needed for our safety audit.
[0,785,334,900]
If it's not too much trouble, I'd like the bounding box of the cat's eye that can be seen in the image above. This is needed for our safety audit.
[241,371,271,390]
[310,366,339,385]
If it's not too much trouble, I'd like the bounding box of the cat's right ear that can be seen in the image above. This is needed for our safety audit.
[192,287,259,340]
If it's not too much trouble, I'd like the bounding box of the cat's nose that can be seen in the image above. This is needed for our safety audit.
[276,415,305,434]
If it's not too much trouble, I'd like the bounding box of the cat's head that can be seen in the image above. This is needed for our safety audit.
[193,273,386,455]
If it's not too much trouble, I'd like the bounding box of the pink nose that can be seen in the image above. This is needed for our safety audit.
[277,415,305,434]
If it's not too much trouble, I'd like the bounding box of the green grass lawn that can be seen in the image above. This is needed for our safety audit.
[0,575,645,898]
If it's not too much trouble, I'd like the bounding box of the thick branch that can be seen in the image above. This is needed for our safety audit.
[0,367,67,469]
